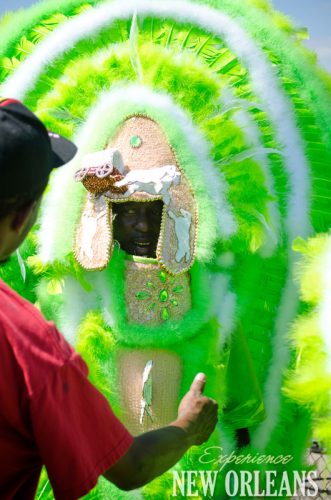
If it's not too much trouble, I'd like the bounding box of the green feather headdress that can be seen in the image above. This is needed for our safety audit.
[1,0,331,491]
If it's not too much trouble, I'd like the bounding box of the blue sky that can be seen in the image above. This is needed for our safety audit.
[1,0,330,72]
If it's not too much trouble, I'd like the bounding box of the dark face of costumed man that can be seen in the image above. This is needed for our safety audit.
[113,200,163,258]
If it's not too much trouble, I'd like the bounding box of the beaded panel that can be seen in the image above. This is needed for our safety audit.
[158,176,198,275]
[105,115,178,203]
[118,349,182,435]
[125,259,191,325]
[74,194,113,270]
[110,115,175,171]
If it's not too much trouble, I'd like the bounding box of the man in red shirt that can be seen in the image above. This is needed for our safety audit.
[0,98,218,499]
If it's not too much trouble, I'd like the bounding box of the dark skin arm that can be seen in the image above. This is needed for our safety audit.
[104,373,218,491]
[236,428,250,448]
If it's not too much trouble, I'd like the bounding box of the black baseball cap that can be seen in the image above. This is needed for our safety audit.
[0,98,77,198]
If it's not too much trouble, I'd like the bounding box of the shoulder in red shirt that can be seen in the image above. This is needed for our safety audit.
[0,279,133,500]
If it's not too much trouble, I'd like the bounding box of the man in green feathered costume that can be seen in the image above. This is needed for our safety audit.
[34,108,266,499]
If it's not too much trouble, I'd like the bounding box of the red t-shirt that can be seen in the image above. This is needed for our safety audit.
[0,279,133,499]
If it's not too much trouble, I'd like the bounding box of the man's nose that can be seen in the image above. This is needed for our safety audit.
[135,213,150,232]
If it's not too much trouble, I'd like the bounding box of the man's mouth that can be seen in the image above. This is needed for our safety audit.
[134,241,152,247]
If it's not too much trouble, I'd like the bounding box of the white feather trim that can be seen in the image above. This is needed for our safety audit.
[229,101,282,255]
[57,276,97,345]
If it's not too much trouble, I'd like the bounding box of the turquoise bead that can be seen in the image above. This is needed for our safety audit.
[130,135,142,148]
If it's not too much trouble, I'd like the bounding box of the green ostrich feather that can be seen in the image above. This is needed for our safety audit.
[284,235,331,454]
[0,233,38,302]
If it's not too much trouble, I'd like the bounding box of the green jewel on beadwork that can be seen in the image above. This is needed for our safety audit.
[134,269,185,322]
[159,290,168,302]
[136,291,151,300]
[159,271,167,283]
[162,307,170,321]
[130,135,142,148]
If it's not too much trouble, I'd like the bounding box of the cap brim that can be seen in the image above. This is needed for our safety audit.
[48,131,78,168]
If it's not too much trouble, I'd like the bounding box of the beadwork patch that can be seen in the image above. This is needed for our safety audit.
[118,349,182,435]
[157,175,197,275]
[74,148,126,194]
[140,360,154,425]
[110,116,175,171]
[125,259,191,325]
[113,164,181,204]
[74,194,113,270]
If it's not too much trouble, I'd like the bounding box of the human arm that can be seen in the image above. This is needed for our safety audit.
[27,323,217,497]
[104,373,218,490]
[235,427,250,448]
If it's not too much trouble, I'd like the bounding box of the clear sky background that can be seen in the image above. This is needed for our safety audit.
[1,0,330,73]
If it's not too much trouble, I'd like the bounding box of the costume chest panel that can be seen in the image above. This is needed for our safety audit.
[118,349,182,435]
[125,260,191,325]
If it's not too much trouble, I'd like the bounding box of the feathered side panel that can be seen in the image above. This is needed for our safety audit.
[285,235,331,455]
